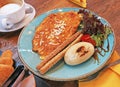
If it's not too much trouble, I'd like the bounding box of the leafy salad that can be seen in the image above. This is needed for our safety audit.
[77,9,112,61]
[78,9,112,47]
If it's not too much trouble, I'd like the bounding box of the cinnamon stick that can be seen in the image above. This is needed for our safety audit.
[37,33,83,74]
[36,31,81,70]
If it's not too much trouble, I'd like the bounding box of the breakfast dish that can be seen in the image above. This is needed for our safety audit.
[35,8,112,74]
[18,8,115,81]
[36,32,83,74]
[32,11,82,59]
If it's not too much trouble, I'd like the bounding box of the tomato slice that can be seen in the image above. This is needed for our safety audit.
[81,34,96,46]
[81,34,91,41]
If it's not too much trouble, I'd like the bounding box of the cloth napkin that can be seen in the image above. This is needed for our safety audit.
[69,0,87,8]
[15,74,50,87]
[78,51,120,87]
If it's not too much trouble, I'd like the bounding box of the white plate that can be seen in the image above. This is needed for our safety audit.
[0,3,36,32]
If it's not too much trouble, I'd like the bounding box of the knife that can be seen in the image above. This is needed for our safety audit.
[2,65,24,87]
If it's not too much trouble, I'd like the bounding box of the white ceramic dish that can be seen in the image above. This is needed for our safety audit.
[0,3,36,32]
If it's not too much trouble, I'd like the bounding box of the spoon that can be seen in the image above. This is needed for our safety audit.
[79,59,120,82]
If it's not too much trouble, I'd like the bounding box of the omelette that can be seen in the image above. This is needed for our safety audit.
[32,11,82,59]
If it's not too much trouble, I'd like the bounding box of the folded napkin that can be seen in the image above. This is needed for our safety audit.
[69,0,87,8]
[16,74,50,87]
[16,74,36,87]
[78,51,120,87]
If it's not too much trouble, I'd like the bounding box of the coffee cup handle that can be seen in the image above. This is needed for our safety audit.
[25,3,33,14]
[1,18,14,29]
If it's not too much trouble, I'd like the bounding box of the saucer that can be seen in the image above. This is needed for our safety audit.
[0,3,36,32]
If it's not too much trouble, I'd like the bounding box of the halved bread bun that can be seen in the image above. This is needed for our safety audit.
[0,57,13,66]
[0,64,14,86]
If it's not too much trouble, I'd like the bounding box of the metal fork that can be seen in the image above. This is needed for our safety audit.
[79,59,120,82]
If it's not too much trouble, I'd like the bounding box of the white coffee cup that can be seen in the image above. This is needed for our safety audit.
[0,0,26,29]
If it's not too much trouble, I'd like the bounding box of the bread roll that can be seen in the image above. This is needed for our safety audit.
[0,64,14,86]
[0,57,13,66]
[1,50,13,58]
[0,50,14,86]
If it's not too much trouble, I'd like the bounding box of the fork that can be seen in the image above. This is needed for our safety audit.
[79,59,120,82]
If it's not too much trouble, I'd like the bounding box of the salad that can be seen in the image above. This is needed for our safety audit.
[78,9,112,62]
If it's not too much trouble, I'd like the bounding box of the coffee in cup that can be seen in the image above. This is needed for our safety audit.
[0,0,26,29]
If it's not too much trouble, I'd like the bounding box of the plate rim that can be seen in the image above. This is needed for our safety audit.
[17,7,115,81]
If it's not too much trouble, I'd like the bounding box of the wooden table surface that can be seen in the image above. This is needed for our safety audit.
[0,0,120,87]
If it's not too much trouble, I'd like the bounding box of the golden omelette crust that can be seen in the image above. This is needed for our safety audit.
[32,11,82,59]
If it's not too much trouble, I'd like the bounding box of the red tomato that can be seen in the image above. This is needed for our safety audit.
[81,34,96,46]
[81,34,91,41]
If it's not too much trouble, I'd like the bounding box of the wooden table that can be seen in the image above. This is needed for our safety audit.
[0,0,120,87]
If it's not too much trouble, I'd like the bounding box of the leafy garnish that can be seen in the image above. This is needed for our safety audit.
[78,9,112,47]
[91,26,112,47]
